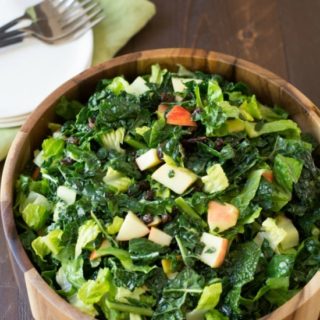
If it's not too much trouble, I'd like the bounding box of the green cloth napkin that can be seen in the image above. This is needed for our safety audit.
[0,0,155,162]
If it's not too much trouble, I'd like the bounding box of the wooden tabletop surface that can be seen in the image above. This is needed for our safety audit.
[1,0,320,319]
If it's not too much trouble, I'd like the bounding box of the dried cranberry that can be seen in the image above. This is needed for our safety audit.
[144,190,155,201]
[60,157,74,165]
[88,117,95,129]
[215,138,224,151]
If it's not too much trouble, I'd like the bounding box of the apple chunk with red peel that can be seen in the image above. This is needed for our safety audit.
[166,105,197,127]
[116,211,149,241]
[207,201,239,232]
[148,227,173,246]
[200,232,228,268]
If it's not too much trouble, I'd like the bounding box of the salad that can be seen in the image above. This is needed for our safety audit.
[15,64,320,320]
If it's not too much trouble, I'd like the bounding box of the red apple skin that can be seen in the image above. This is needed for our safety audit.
[213,238,229,267]
[207,201,239,232]
[262,170,273,183]
[200,232,229,268]
[166,105,197,127]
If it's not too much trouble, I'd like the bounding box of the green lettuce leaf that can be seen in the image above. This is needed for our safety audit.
[273,154,303,192]
[245,119,301,138]
[103,167,132,192]
[32,229,63,260]
[107,76,130,95]
[207,80,223,104]
[78,268,111,304]
[22,203,49,231]
[196,282,222,311]
[94,247,155,273]
[231,169,265,215]
[42,137,65,159]
[75,219,101,258]
[149,63,167,85]
[99,127,126,153]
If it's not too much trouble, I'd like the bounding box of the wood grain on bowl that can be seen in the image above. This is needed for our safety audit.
[1,48,320,320]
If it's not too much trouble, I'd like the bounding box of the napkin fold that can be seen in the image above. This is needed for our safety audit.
[0,0,156,161]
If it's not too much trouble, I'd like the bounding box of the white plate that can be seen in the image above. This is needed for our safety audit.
[0,0,93,119]
[0,117,26,128]
[0,112,30,122]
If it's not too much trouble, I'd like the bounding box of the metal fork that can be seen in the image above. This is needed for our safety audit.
[0,0,104,48]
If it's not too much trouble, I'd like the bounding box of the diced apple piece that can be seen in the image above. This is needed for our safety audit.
[161,259,178,279]
[262,170,273,183]
[200,232,228,268]
[161,259,172,274]
[116,211,150,241]
[147,216,162,227]
[126,76,149,96]
[172,77,187,93]
[90,239,110,260]
[148,227,172,246]
[151,163,198,194]
[166,105,197,127]
[171,77,202,93]
[157,104,169,115]
[135,149,162,171]
[276,215,299,250]
[207,201,239,232]
[57,186,77,205]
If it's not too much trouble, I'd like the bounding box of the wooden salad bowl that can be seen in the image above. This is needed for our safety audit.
[1,48,320,320]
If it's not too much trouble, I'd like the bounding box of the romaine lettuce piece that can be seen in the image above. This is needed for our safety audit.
[273,154,303,192]
[107,76,130,95]
[196,282,222,311]
[42,137,64,159]
[245,119,301,138]
[32,229,63,260]
[78,268,111,304]
[75,219,101,258]
[99,127,125,153]
[69,294,98,317]
[201,164,229,194]
[207,80,223,104]
[149,63,167,85]
[22,203,48,231]
[107,216,124,235]
[103,167,132,192]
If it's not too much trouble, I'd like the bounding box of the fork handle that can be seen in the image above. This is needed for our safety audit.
[0,14,28,33]
[0,29,23,41]
[0,33,24,48]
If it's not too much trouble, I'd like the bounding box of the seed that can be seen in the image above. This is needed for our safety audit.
[157,147,164,160]
[142,214,153,224]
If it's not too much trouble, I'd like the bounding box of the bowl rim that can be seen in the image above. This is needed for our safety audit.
[1,48,320,320]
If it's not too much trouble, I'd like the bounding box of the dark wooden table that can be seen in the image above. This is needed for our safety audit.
[1,0,320,319]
